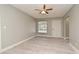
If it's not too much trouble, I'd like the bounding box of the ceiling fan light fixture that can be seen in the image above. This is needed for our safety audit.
[35,4,53,15]
[41,11,47,14]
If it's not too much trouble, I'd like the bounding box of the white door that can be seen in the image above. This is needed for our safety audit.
[52,20,62,37]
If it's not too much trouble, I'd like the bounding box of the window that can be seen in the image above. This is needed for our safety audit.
[37,21,47,33]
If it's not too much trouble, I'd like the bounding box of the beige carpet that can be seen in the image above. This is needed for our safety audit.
[2,36,75,54]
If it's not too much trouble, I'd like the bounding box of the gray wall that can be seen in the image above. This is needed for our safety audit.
[64,5,79,49]
[36,18,63,37]
[0,5,35,49]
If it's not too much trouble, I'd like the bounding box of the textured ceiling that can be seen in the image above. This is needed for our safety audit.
[12,4,73,18]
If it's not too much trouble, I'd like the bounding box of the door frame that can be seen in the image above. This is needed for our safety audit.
[64,16,70,39]
[0,17,1,50]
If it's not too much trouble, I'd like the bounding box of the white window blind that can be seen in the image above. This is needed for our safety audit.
[37,21,47,33]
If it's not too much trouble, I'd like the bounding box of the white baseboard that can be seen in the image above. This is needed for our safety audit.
[0,35,36,53]
[69,43,79,54]
[36,35,64,39]
[64,37,69,40]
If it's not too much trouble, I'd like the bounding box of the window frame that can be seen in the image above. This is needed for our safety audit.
[37,20,48,34]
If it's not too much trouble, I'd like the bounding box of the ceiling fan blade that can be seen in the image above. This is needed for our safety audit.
[46,8,52,11]
[43,4,46,9]
[35,9,41,11]
[46,11,48,14]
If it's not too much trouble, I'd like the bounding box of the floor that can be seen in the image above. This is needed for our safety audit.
[2,36,75,54]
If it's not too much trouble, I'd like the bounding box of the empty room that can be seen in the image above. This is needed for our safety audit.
[0,4,79,54]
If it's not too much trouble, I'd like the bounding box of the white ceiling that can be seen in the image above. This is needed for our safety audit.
[12,4,73,18]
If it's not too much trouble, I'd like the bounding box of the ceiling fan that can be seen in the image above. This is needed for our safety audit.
[35,4,53,15]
